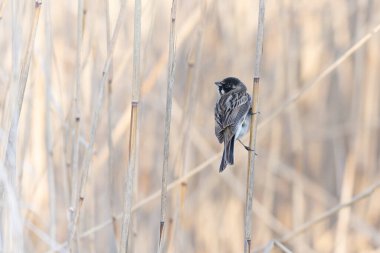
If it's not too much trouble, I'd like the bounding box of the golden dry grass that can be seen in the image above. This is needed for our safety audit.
[0,0,380,252]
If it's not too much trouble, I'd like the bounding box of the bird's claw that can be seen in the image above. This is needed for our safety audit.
[244,146,254,152]
[248,109,261,116]
[238,140,257,155]
[244,146,258,156]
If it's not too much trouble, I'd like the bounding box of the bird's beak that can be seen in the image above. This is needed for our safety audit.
[215,81,222,87]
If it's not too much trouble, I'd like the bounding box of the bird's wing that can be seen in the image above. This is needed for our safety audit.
[215,91,251,142]
[215,98,225,143]
[222,92,251,133]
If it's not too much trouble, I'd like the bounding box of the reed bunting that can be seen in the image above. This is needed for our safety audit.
[215,77,253,172]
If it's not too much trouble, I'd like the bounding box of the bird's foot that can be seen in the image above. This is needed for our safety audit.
[248,108,261,116]
[238,139,258,155]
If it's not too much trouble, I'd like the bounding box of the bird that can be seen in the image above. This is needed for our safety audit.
[214,77,253,172]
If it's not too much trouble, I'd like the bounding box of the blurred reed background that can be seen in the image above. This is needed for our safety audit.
[0,0,380,252]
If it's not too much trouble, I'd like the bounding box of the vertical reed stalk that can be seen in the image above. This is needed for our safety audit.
[4,0,42,186]
[175,0,205,184]
[2,0,20,158]
[334,4,363,252]
[0,2,20,247]
[105,0,117,250]
[2,2,42,252]
[44,0,57,245]
[245,0,265,252]
[158,0,177,251]
[67,0,127,249]
[119,0,141,251]
[68,0,83,250]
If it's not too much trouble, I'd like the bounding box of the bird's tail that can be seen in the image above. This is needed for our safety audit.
[219,135,235,172]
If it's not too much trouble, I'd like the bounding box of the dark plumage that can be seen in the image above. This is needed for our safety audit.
[214,77,252,172]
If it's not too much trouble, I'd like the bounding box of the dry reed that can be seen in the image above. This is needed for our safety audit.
[1,1,380,253]
[120,0,142,251]
[2,1,42,252]
[245,0,266,252]
[67,0,128,250]
[158,0,177,251]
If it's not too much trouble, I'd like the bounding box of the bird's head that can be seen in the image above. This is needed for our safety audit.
[215,77,244,95]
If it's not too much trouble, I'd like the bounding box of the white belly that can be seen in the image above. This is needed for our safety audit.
[236,114,250,140]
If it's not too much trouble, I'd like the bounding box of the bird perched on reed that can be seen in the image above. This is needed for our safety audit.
[214,77,253,172]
